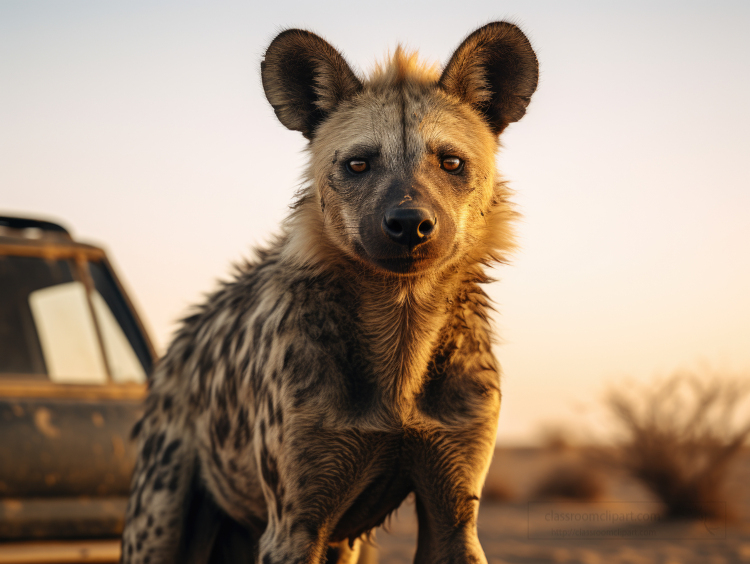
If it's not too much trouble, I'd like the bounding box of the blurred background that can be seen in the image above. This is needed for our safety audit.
[2,0,749,444]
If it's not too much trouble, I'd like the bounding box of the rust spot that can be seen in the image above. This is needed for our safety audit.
[34,407,61,438]
[2,499,22,515]
[92,412,105,427]
[44,473,58,486]
[11,404,24,417]
[112,435,126,459]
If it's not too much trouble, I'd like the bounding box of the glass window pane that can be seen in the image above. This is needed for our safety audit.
[88,261,152,376]
[91,291,146,383]
[28,281,108,384]
[0,256,74,376]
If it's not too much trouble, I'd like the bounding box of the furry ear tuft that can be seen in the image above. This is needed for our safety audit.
[261,29,362,139]
[439,22,538,135]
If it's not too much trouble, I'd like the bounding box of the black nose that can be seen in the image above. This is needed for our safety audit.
[382,207,437,247]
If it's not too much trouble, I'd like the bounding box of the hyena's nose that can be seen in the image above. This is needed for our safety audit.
[382,207,436,247]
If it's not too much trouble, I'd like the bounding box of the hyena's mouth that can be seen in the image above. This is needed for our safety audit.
[370,252,439,275]
[355,241,453,275]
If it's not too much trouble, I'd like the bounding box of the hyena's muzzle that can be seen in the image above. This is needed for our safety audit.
[358,176,456,275]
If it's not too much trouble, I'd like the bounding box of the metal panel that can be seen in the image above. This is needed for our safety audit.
[0,498,128,540]
[0,397,142,499]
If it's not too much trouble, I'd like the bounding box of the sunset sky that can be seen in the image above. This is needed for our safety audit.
[2,1,749,443]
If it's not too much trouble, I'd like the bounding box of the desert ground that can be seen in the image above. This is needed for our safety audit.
[374,447,750,564]
[0,447,747,563]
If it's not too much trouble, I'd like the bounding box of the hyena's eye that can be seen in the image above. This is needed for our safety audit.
[346,159,370,174]
[440,156,464,173]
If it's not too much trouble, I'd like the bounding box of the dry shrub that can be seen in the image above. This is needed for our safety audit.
[607,373,750,519]
[537,424,573,452]
[531,463,604,501]
[481,476,514,502]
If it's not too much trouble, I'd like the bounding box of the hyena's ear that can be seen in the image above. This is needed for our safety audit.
[261,29,362,139]
[439,22,538,135]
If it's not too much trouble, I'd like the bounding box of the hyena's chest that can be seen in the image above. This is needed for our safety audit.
[189,274,491,532]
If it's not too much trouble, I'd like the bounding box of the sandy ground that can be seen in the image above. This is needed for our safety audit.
[2,448,746,563]
[372,448,750,564]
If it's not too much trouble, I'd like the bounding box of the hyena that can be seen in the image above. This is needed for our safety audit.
[122,21,537,564]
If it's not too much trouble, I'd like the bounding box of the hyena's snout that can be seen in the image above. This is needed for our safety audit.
[359,184,456,275]
[381,206,437,248]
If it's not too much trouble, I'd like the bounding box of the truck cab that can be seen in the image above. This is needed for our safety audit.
[0,216,155,562]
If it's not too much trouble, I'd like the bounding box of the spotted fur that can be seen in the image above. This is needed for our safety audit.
[122,22,538,564]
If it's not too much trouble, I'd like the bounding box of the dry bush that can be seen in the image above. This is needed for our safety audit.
[481,477,514,502]
[607,373,750,519]
[531,463,604,501]
[537,424,573,452]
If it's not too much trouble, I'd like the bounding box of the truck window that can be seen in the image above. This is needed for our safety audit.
[88,260,152,377]
[0,256,74,376]
[91,290,146,383]
[29,281,109,384]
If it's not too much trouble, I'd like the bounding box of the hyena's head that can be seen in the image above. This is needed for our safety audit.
[262,23,538,277]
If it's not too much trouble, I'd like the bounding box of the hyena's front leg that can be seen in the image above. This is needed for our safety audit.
[255,428,380,564]
[122,415,196,564]
[325,538,364,564]
[408,422,497,564]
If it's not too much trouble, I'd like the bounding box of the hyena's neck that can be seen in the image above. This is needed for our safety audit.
[356,274,459,409]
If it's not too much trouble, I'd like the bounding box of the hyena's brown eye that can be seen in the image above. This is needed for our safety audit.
[440,156,464,173]
[347,159,369,174]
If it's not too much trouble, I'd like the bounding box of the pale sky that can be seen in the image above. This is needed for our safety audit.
[2,1,749,443]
